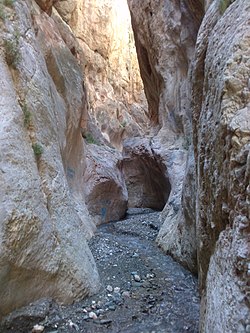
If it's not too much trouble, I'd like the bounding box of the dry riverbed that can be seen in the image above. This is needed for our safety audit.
[1,209,200,333]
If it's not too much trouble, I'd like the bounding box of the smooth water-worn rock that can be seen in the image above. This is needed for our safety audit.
[127,0,203,132]
[56,0,149,149]
[127,0,202,273]
[192,1,250,331]
[83,144,128,224]
[0,0,99,317]
[122,137,171,210]
[128,0,250,331]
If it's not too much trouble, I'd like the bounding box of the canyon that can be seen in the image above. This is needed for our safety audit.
[0,0,249,332]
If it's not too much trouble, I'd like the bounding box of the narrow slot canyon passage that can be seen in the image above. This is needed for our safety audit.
[0,0,249,332]
[0,0,201,332]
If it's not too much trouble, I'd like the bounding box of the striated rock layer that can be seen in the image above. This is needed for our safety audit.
[0,0,99,317]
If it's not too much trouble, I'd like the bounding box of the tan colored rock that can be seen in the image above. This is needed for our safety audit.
[122,137,171,210]
[128,0,203,133]
[156,149,197,273]
[127,1,250,331]
[127,0,202,273]
[83,144,128,224]
[192,0,250,331]
[0,0,99,318]
[34,0,54,14]
[60,0,149,149]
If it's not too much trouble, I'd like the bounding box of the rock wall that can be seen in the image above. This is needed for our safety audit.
[127,0,203,273]
[0,0,99,317]
[128,0,250,331]
[83,144,128,224]
[128,0,203,133]
[192,1,250,331]
[54,0,149,150]
[122,138,171,210]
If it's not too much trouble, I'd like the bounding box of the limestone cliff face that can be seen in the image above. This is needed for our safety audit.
[0,0,99,317]
[54,0,149,150]
[192,1,250,331]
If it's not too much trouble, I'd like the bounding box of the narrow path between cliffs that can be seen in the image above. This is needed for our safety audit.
[2,210,200,333]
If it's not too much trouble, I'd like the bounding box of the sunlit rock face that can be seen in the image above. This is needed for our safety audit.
[55,0,149,150]
[127,0,203,273]
[0,0,99,317]
[192,1,250,331]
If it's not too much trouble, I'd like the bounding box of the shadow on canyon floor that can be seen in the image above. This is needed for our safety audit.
[1,209,200,333]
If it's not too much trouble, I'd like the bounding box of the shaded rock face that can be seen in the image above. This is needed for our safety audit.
[55,0,149,150]
[0,0,99,318]
[191,1,250,331]
[122,138,171,210]
[128,0,203,133]
[83,144,128,224]
[156,148,197,274]
[127,0,203,273]
[128,0,250,331]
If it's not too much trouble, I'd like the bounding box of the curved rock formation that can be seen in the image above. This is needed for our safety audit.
[127,0,203,273]
[0,0,99,317]
[192,1,250,331]
[83,144,128,224]
[54,0,149,149]
[122,138,171,210]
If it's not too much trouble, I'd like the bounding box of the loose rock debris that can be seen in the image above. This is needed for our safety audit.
[0,209,200,333]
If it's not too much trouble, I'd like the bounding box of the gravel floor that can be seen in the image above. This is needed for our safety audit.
[1,209,200,333]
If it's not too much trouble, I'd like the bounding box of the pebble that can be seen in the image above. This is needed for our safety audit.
[114,287,121,293]
[106,285,113,292]
[89,311,98,319]
[108,304,116,311]
[68,320,79,330]
[134,274,141,282]
[32,325,45,333]
[122,291,130,298]
[146,273,155,279]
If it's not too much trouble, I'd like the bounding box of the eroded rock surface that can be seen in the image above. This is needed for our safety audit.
[192,1,250,331]
[56,0,149,149]
[127,0,202,273]
[122,138,171,210]
[128,0,250,331]
[83,144,128,224]
[0,0,99,317]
